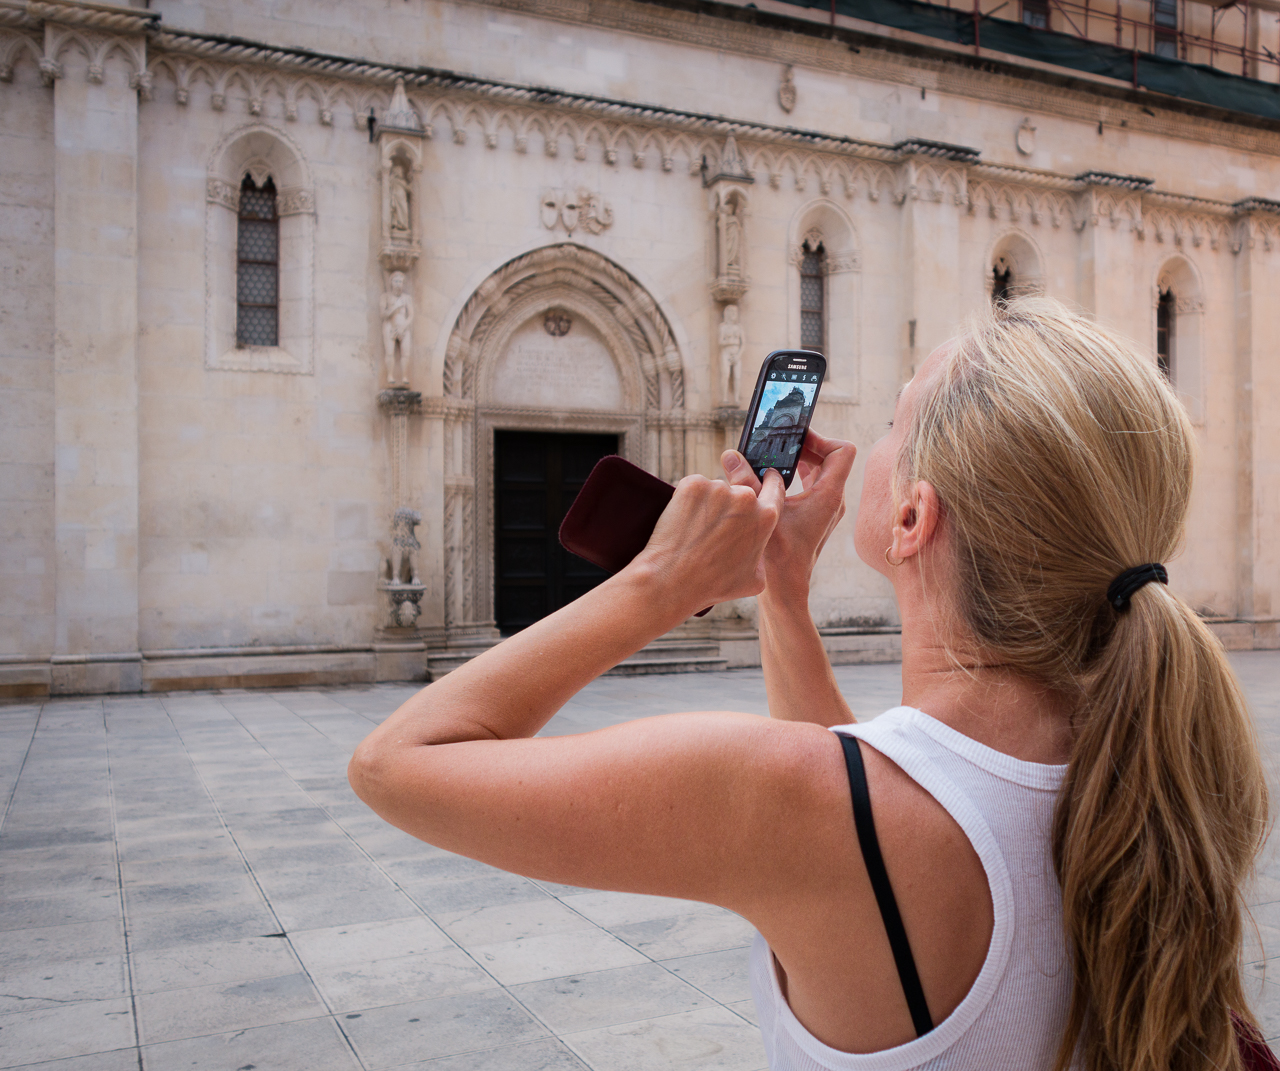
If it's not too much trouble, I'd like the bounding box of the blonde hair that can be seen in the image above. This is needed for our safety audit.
[896,298,1269,1071]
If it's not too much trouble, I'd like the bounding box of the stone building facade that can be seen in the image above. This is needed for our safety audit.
[2,0,1278,696]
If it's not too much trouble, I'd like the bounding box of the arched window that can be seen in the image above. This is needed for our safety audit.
[1156,287,1175,378]
[236,175,279,348]
[992,263,1014,306]
[799,239,826,353]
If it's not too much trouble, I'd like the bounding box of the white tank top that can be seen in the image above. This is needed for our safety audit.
[749,706,1076,1071]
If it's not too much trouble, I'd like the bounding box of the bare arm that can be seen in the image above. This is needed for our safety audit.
[723,431,857,727]
[346,470,843,912]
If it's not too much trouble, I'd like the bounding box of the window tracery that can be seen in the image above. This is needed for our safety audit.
[799,238,826,353]
[236,175,279,348]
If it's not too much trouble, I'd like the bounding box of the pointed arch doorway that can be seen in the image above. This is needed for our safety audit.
[440,244,689,639]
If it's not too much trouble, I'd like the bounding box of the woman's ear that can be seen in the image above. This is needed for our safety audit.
[890,480,942,562]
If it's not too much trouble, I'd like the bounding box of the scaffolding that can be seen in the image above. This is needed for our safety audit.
[939,0,1279,81]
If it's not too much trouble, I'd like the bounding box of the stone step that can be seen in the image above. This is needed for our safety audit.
[427,638,726,678]
[605,655,728,676]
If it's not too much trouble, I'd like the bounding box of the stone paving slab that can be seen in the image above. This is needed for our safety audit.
[0,656,1278,1069]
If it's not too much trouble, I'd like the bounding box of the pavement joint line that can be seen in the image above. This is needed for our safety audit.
[160,689,560,1067]
[103,699,146,1071]
[152,694,376,1071]
[0,704,42,839]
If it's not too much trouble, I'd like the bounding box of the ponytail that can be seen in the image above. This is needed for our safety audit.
[896,298,1271,1071]
[1053,586,1268,1071]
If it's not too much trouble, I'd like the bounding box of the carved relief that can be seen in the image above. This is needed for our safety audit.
[710,186,749,302]
[380,271,415,388]
[1015,118,1036,156]
[540,188,613,235]
[718,304,745,406]
[778,65,796,114]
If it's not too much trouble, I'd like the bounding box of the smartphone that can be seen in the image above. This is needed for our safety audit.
[737,350,826,488]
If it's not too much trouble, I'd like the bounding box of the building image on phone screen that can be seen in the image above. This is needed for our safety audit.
[745,380,817,470]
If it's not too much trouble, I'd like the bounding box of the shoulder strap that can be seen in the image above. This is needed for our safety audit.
[837,731,935,1037]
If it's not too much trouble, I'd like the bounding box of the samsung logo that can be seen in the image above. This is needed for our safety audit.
[787,364,808,370]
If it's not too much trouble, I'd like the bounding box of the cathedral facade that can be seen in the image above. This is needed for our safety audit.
[2,0,1278,695]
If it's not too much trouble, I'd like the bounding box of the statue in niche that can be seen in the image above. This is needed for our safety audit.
[719,303,746,405]
[380,271,415,386]
[389,162,412,235]
[389,507,422,588]
[718,196,743,278]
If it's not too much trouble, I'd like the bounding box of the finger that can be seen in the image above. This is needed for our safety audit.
[800,429,854,465]
[721,450,763,493]
[757,468,787,525]
[807,438,857,490]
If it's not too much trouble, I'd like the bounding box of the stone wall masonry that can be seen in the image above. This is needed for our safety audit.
[0,63,55,673]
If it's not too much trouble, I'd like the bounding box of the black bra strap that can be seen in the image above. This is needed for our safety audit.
[837,732,935,1037]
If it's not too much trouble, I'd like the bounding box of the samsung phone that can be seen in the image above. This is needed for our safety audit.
[736,350,826,488]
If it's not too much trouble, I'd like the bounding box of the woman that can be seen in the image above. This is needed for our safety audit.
[350,299,1269,1071]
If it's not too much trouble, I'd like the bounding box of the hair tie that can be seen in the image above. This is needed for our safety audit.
[1107,563,1168,611]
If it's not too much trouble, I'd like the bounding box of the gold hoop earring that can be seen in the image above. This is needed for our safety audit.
[885,547,905,568]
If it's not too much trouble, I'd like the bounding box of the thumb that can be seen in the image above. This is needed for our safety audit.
[721,450,763,492]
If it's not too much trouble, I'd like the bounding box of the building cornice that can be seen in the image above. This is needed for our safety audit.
[2,0,1278,245]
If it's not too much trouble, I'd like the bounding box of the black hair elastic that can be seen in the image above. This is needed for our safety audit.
[1107,563,1168,611]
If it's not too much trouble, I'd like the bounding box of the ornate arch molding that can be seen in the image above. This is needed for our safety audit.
[204,122,315,374]
[444,243,684,412]
[440,243,689,634]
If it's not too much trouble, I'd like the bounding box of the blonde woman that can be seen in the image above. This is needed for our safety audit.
[350,299,1270,1071]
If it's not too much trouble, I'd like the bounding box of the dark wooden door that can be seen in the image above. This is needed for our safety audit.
[494,430,619,635]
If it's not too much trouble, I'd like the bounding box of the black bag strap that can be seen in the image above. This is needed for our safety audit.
[837,731,934,1038]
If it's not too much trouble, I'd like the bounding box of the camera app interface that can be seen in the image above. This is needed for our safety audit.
[743,364,821,480]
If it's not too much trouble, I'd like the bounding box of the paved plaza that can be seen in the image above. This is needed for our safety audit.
[2,655,1279,1071]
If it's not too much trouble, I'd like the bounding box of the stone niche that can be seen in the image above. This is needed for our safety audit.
[486,312,623,410]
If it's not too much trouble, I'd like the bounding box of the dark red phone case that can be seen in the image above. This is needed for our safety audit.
[558,455,711,616]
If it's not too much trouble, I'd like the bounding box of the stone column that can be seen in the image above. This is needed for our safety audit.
[895,143,970,383]
[1074,174,1150,326]
[1231,203,1280,636]
[50,35,143,693]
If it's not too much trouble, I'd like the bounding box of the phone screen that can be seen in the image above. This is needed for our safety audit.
[737,350,826,488]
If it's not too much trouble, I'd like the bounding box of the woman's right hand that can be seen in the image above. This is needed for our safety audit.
[721,430,857,601]
[629,468,787,620]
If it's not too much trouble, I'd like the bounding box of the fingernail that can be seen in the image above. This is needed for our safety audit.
[723,452,741,472]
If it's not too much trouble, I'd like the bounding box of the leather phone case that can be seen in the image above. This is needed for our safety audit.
[558,455,711,617]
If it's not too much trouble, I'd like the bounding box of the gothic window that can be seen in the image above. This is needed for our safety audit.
[1022,0,1049,28]
[1152,0,1178,57]
[992,263,1014,305]
[1157,288,1175,378]
[799,240,826,353]
[237,175,279,348]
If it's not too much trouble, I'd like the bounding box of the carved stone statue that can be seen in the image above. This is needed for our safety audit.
[380,271,415,386]
[718,303,746,405]
[719,196,743,278]
[389,162,411,234]
[389,506,422,587]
